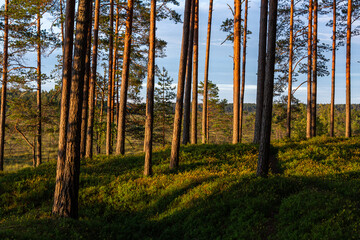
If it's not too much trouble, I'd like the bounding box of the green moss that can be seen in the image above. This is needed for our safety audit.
[1,138,360,239]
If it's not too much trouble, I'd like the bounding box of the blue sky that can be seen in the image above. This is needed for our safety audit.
[2,0,360,104]
[156,0,360,104]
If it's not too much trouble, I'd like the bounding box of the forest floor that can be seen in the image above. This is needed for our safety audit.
[1,136,360,239]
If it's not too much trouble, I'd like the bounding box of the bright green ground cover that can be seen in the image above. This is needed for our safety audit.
[1,136,360,239]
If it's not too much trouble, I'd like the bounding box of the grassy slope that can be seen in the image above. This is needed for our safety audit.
[1,137,360,239]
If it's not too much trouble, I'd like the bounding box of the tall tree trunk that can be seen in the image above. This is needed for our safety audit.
[112,3,120,131]
[306,0,313,139]
[80,1,93,158]
[233,0,241,144]
[116,0,134,155]
[60,0,64,55]
[0,0,9,171]
[191,0,199,145]
[86,0,100,158]
[346,0,352,138]
[286,0,294,138]
[52,0,91,218]
[257,0,278,177]
[183,0,195,145]
[169,0,192,169]
[239,0,248,142]
[330,0,336,137]
[253,0,268,144]
[311,0,318,137]
[144,0,156,176]
[106,0,114,155]
[36,10,42,167]
[162,83,166,146]
[53,0,76,212]
[202,0,213,144]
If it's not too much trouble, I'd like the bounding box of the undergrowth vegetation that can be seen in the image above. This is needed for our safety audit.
[1,137,360,239]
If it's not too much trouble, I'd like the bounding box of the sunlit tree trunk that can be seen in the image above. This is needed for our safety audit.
[253,0,268,144]
[80,1,93,158]
[233,0,241,144]
[257,0,278,177]
[202,0,213,144]
[52,0,91,218]
[144,0,156,176]
[0,0,9,171]
[112,3,120,131]
[36,10,42,167]
[330,0,336,137]
[183,0,195,145]
[239,0,248,142]
[306,0,313,139]
[53,0,76,211]
[311,0,318,137]
[116,0,134,155]
[345,0,351,138]
[106,0,114,155]
[169,0,192,169]
[86,0,100,158]
[286,0,294,138]
[191,0,199,145]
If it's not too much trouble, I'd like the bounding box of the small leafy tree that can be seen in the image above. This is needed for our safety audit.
[154,67,175,146]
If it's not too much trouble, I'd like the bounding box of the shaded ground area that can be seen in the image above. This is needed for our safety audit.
[1,136,360,239]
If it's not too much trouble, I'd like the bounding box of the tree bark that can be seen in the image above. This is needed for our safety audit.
[112,3,120,131]
[306,0,313,139]
[52,0,91,218]
[311,0,318,137]
[202,0,213,144]
[106,0,114,155]
[257,0,278,177]
[233,0,241,144]
[345,0,351,138]
[239,0,248,142]
[253,0,268,144]
[0,0,9,171]
[183,0,195,145]
[286,0,294,138]
[144,0,156,176]
[80,1,93,158]
[169,0,192,169]
[53,0,76,212]
[36,10,42,167]
[191,0,199,145]
[330,0,336,137]
[86,0,100,159]
[116,0,134,155]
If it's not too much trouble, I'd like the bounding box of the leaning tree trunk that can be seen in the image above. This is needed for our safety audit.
[86,0,100,159]
[345,0,352,138]
[202,0,213,144]
[0,0,9,171]
[253,0,268,144]
[306,0,313,139]
[80,1,93,158]
[53,0,76,212]
[106,0,114,155]
[286,0,294,138]
[36,10,42,167]
[257,0,278,177]
[233,0,241,144]
[116,0,134,155]
[191,0,199,145]
[144,0,156,176]
[330,0,336,137]
[311,0,318,137]
[169,0,192,169]
[239,0,248,142]
[183,0,195,145]
[52,0,91,218]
